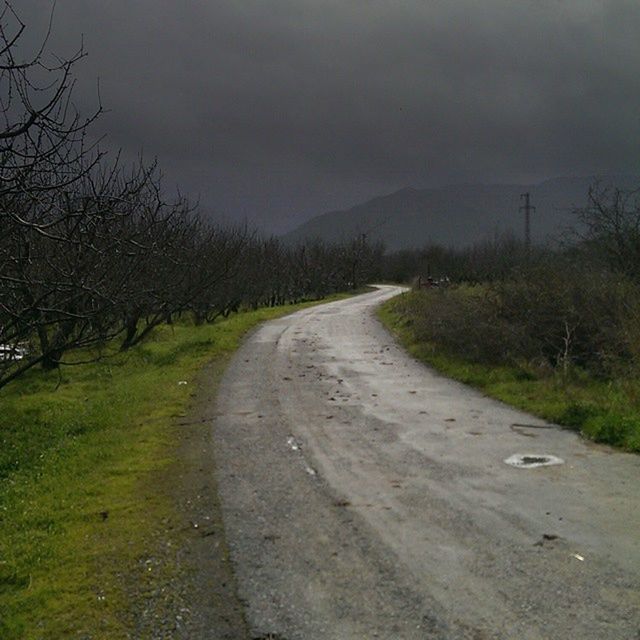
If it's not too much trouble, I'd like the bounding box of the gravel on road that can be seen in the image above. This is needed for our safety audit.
[211,285,640,640]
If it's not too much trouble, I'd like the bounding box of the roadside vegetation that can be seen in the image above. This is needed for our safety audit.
[0,295,366,639]
[379,184,640,452]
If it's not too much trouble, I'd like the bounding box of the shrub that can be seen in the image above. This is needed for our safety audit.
[493,262,639,375]
[400,287,533,365]
[396,263,640,377]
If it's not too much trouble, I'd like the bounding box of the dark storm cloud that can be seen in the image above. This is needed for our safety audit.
[15,1,640,231]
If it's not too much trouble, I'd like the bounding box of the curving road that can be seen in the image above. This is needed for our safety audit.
[213,285,640,639]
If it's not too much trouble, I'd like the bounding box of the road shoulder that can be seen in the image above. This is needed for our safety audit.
[166,358,250,639]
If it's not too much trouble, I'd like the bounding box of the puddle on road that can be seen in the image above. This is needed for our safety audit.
[504,453,564,469]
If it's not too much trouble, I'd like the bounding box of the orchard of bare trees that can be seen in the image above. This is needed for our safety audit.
[0,6,382,389]
[5,3,636,394]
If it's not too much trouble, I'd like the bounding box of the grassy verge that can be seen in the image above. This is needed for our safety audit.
[0,293,358,639]
[378,292,640,452]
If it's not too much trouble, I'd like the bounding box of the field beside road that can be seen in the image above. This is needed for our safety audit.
[0,295,355,639]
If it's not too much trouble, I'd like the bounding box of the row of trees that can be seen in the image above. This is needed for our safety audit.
[380,181,640,287]
[0,167,382,390]
[4,3,637,389]
[0,6,382,389]
[380,233,532,284]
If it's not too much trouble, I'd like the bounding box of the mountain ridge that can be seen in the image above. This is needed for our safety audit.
[281,175,639,249]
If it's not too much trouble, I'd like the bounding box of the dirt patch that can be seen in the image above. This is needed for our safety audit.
[168,359,250,639]
[126,359,250,639]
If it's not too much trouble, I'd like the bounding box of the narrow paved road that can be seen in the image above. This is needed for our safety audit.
[213,285,640,639]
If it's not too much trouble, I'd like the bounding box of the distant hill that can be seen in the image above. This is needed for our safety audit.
[281,176,639,250]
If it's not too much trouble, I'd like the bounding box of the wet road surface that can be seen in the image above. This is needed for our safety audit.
[213,285,640,639]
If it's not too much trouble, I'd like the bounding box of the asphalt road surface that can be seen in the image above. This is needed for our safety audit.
[213,285,640,640]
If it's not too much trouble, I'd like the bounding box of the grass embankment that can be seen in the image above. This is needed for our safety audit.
[0,294,354,639]
[379,290,640,452]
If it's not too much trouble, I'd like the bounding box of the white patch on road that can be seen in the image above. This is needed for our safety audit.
[504,453,565,468]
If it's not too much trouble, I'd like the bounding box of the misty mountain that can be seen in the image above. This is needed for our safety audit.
[282,176,639,250]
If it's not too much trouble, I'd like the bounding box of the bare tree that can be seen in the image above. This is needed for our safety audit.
[574,182,640,281]
[0,4,384,390]
[0,2,101,206]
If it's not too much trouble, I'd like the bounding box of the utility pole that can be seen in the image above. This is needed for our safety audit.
[520,192,535,249]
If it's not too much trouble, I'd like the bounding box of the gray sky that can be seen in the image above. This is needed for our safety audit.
[16,0,640,232]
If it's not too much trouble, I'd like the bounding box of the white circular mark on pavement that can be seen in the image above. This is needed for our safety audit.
[504,453,565,469]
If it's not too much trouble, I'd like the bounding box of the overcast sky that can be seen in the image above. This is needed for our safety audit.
[16,1,640,232]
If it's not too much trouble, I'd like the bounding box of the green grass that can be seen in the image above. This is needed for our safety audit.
[378,293,640,452]
[0,294,357,639]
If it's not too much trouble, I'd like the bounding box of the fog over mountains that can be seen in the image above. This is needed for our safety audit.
[282,176,639,250]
